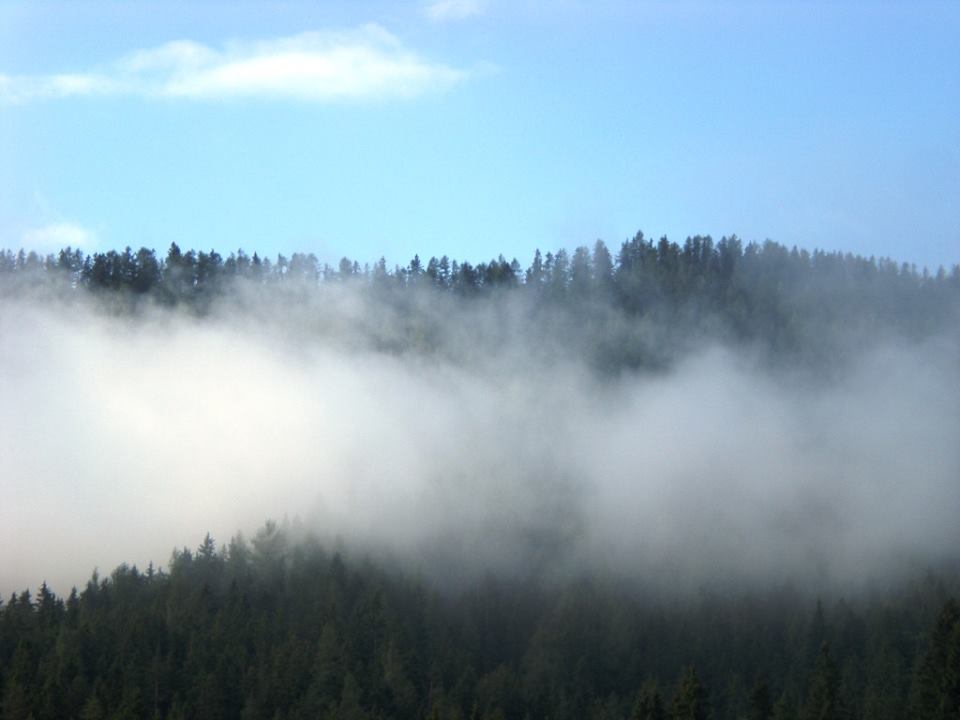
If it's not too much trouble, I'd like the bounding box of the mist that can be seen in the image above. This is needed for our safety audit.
[2,282,959,598]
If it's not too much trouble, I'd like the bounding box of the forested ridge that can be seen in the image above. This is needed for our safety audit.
[2,233,960,719]
[3,233,959,370]
[0,523,960,720]
[1,523,959,720]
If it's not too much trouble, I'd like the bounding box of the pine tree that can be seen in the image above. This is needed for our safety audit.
[919,599,960,720]
[750,677,773,720]
[78,694,105,720]
[803,643,845,720]
[633,679,666,720]
[671,667,710,720]
[770,692,798,720]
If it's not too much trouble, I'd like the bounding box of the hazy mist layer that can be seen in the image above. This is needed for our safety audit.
[2,287,958,596]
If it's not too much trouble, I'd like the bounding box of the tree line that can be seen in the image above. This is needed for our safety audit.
[4,235,958,305]
[1,524,958,720]
[4,232,958,371]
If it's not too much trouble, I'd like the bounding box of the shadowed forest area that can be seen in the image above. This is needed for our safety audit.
[1,233,959,719]
[1,525,959,720]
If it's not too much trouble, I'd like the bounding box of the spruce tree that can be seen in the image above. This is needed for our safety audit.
[803,643,845,720]
[671,667,710,720]
[633,679,666,720]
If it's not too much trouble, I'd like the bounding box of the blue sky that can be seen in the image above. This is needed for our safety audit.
[1,0,957,270]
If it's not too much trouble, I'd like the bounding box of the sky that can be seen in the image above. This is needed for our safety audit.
[1,0,958,270]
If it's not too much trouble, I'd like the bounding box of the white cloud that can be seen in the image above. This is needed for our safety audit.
[21,222,96,254]
[0,73,117,104]
[0,25,464,104]
[423,0,483,23]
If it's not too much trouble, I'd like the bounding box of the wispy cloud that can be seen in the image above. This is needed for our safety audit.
[21,222,96,254]
[0,25,465,104]
[423,0,483,23]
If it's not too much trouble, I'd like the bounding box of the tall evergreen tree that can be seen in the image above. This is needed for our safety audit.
[633,680,666,720]
[803,643,845,720]
[671,667,709,720]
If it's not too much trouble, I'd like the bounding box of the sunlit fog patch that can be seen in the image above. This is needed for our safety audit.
[1,291,958,596]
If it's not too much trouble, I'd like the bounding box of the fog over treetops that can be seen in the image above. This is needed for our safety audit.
[1,236,958,596]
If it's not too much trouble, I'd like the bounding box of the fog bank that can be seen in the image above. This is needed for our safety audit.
[1,288,958,597]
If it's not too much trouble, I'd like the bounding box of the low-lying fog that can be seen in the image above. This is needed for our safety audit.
[2,285,958,597]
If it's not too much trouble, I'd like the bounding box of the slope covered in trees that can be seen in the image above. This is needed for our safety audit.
[2,233,959,719]
[1,525,959,720]
[3,234,958,373]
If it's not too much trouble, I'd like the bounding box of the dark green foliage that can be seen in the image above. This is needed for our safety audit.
[1,525,957,720]
[671,666,710,720]
[633,680,666,720]
[802,644,844,720]
[912,599,960,720]
[2,235,957,374]
[749,677,772,720]
[771,692,798,720]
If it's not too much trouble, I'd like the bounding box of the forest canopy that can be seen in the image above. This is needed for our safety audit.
[3,233,958,372]
[0,523,958,720]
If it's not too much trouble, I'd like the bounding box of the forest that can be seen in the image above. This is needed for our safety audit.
[1,525,959,720]
[2,233,959,371]
[1,233,959,719]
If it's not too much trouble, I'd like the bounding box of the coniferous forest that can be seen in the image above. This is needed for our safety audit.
[2,235,958,362]
[1,234,959,720]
